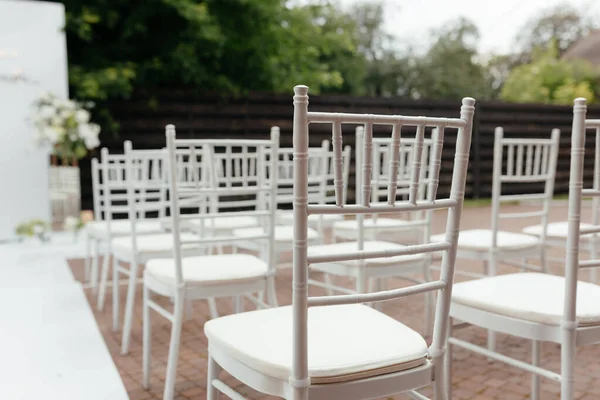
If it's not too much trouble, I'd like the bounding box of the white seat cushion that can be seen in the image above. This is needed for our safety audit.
[308,241,425,266]
[232,225,319,242]
[188,216,259,231]
[111,233,202,254]
[452,273,600,326]
[333,218,416,231]
[523,221,596,240]
[431,229,540,252]
[87,220,163,236]
[146,254,267,285]
[204,304,427,383]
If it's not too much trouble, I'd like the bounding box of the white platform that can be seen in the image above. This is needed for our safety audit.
[0,234,129,400]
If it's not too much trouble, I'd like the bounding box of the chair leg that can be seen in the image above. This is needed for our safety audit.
[163,290,186,400]
[207,353,222,400]
[266,276,278,307]
[208,298,219,319]
[90,239,100,294]
[142,284,152,389]
[531,340,541,400]
[487,256,497,356]
[84,233,91,282]
[540,246,549,275]
[443,319,454,400]
[561,327,576,400]
[97,246,112,311]
[112,256,120,332]
[233,296,243,313]
[374,278,384,311]
[121,255,140,355]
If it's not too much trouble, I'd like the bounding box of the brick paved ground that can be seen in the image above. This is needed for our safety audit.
[68,201,600,399]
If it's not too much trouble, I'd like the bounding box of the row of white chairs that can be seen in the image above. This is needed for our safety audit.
[81,87,600,400]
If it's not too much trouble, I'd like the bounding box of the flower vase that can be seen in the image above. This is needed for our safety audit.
[49,162,81,225]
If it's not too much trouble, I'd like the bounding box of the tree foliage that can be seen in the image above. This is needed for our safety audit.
[47,0,600,114]
[515,3,596,61]
[410,18,494,100]
[500,42,600,104]
[55,0,365,101]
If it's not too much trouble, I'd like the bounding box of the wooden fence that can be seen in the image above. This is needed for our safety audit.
[79,89,600,210]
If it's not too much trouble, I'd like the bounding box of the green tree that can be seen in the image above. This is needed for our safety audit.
[500,42,599,104]
[54,0,363,101]
[515,3,597,62]
[410,18,494,100]
[348,2,415,97]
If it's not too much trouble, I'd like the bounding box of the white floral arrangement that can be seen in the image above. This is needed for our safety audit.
[30,92,101,165]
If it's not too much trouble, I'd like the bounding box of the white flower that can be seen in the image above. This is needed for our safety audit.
[79,123,101,150]
[52,115,63,126]
[75,109,90,123]
[38,91,52,102]
[59,109,71,119]
[39,105,55,119]
[64,216,79,231]
[61,100,76,110]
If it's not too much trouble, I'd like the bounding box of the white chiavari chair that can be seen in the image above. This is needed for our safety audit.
[111,142,206,355]
[90,148,166,309]
[203,85,475,400]
[445,98,600,400]
[332,128,434,244]
[432,127,560,352]
[142,126,279,400]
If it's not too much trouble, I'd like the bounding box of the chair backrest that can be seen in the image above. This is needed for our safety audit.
[322,141,352,206]
[97,149,128,224]
[124,142,169,224]
[291,85,475,389]
[275,138,330,208]
[564,98,600,332]
[364,129,435,203]
[165,125,279,285]
[490,127,560,246]
[356,126,438,242]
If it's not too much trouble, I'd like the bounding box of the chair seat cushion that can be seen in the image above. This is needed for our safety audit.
[188,216,259,231]
[431,229,540,252]
[87,220,163,237]
[204,304,428,383]
[452,273,600,326]
[232,225,319,242]
[111,233,201,254]
[333,218,417,231]
[522,221,596,240]
[146,254,267,285]
[308,241,424,267]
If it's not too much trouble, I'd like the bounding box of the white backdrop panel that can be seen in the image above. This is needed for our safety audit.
[0,0,68,240]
